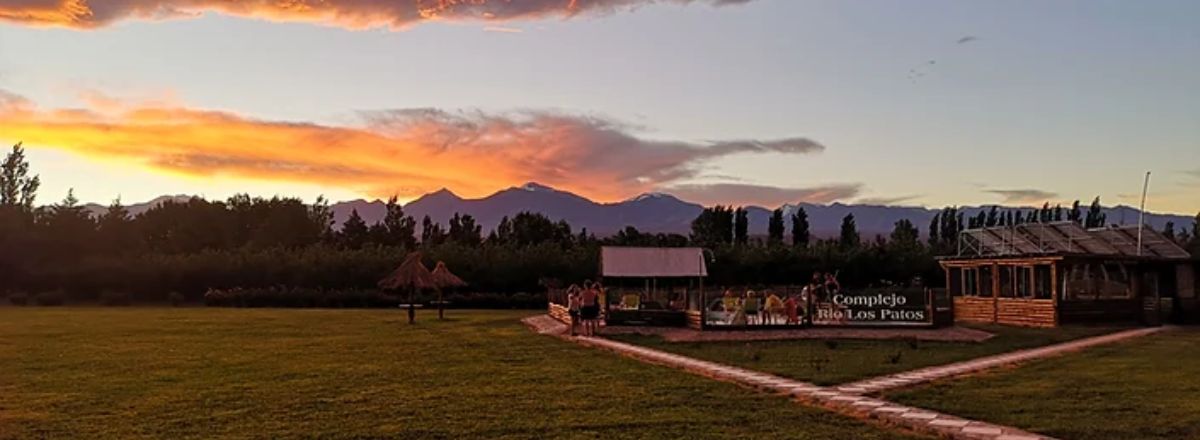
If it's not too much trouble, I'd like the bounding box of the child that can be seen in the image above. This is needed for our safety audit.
[764,290,784,325]
[721,289,739,324]
[784,293,799,325]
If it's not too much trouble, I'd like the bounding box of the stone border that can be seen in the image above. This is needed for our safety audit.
[838,326,1168,395]
[522,315,1052,440]
[600,324,996,343]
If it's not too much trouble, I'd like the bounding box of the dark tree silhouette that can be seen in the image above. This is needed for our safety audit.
[1084,197,1106,228]
[340,208,369,249]
[791,207,810,248]
[734,207,749,246]
[889,219,920,250]
[927,212,940,249]
[447,213,482,246]
[839,214,860,249]
[767,208,785,245]
[0,143,40,211]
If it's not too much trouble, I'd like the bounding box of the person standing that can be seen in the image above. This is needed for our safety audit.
[593,281,606,333]
[743,290,760,326]
[784,293,800,325]
[566,285,582,336]
[824,272,841,294]
[764,290,784,325]
[721,289,739,325]
[580,281,601,336]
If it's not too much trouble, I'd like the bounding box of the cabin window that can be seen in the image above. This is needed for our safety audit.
[1098,263,1132,299]
[979,266,994,297]
[1062,262,1133,300]
[948,267,963,296]
[963,267,979,296]
[1178,264,1196,300]
[1013,266,1031,298]
[999,265,1016,298]
[1063,263,1090,300]
[1033,265,1053,299]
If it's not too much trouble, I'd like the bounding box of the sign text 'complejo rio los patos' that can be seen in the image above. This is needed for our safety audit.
[813,290,931,326]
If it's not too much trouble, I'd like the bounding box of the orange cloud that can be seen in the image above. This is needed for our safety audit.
[0,0,753,29]
[0,89,822,202]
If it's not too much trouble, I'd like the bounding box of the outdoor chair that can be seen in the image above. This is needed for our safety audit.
[621,293,641,310]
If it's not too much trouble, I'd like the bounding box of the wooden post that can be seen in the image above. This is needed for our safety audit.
[1027,265,1035,299]
[962,267,970,297]
[991,263,1000,323]
[408,287,416,324]
[944,264,952,295]
[926,288,934,326]
[437,288,445,320]
[1050,263,1060,326]
[1050,263,1058,301]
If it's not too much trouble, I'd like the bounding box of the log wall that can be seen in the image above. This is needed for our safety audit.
[954,296,1059,327]
[996,298,1057,327]
[953,296,995,324]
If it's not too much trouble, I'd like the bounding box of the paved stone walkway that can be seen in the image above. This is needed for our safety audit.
[522,315,1054,439]
[837,326,1167,395]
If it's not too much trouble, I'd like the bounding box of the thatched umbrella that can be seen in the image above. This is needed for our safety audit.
[378,252,437,324]
[430,261,467,320]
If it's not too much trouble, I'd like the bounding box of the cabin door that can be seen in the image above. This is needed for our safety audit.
[1140,271,1163,325]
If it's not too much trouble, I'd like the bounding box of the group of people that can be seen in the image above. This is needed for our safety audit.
[718,271,842,326]
[563,271,845,331]
[565,281,604,336]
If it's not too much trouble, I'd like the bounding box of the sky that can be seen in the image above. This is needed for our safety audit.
[0,0,1197,214]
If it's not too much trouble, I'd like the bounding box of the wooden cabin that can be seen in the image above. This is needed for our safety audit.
[939,222,1193,327]
[547,247,708,328]
[599,246,708,328]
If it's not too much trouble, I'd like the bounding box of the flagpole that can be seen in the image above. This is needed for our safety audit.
[1136,171,1150,256]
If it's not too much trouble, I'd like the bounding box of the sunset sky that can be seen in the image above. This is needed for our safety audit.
[0,0,1197,213]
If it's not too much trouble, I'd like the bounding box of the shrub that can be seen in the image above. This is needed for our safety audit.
[510,292,536,309]
[34,291,66,306]
[100,290,133,306]
[9,292,29,306]
[203,287,399,309]
[197,286,545,309]
[168,291,186,307]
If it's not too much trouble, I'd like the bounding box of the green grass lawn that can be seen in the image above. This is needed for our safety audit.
[0,308,919,439]
[609,325,1125,386]
[886,329,1200,440]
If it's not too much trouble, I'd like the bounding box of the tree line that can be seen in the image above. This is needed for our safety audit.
[2,143,1197,306]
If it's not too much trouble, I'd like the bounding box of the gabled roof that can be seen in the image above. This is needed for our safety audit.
[600,246,708,278]
[954,222,1190,260]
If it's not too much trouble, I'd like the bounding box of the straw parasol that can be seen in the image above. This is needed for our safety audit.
[430,261,467,288]
[430,261,467,320]
[378,252,437,324]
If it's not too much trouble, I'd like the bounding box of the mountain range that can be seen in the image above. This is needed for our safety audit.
[81,182,1196,239]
